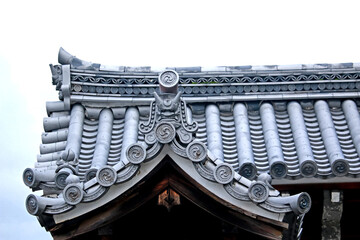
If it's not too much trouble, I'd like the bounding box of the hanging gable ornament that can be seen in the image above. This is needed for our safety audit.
[138,70,200,162]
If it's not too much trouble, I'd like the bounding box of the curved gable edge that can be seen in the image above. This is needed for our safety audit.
[29,145,309,240]
[47,151,292,240]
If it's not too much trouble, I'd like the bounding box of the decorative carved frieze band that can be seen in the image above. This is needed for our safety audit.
[62,63,360,100]
[69,78,360,98]
[69,70,360,84]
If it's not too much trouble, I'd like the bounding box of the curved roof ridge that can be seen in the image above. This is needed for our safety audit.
[59,47,360,74]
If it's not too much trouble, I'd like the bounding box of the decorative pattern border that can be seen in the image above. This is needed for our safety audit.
[70,81,360,96]
[70,72,360,84]
[67,69,360,97]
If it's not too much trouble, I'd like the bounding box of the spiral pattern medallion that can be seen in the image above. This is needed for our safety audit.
[239,163,257,180]
[270,162,287,179]
[96,166,117,187]
[145,131,156,145]
[186,141,207,162]
[300,161,317,177]
[332,160,349,177]
[297,192,312,214]
[248,182,269,203]
[63,184,84,205]
[158,70,179,88]
[55,172,70,189]
[126,143,146,164]
[213,163,234,184]
[155,122,176,144]
[26,194,39,215]
[23,168,35,187]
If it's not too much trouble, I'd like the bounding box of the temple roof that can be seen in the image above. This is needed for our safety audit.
[23,48,360,239]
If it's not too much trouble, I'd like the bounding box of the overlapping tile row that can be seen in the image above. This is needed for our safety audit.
[276,104,300,177]
[188,99,360,179]
[23,101,71,193]
[248,108,269,174]
[77,116,127,181]
[24,99,360,199]
[23,98,312,219]
[191,112,207,151]
[78,118,98,180]
[331,102,360,174]
[220,110,238,170]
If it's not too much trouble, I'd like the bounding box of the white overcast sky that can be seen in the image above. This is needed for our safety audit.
[0,0,360,239]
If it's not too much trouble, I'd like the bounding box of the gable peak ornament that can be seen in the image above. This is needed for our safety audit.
[158,70,179,93]
[139,70,199,157]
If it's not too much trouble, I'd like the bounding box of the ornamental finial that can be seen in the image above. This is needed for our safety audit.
[158,70,179,93]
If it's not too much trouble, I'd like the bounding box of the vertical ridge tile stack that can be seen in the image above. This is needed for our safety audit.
[191,109,207,146]
[302,103,331,177]
[275,103,299,178]
[220,110,238,170]
[339,100,360,174]
[107,119,125,166]
[78,119,98,180]
[248,107,269,174]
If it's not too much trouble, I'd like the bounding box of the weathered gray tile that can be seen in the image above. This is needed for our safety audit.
[225,65,252,71]
[201,66,227,72]
[331,63,353,69]
[252,65,278,71]
[314,64,331,69]
[100,64,125,72]
[175,67,201,72]
[150,66,167,72]
[277,64,302,71]
[125,66,151,72]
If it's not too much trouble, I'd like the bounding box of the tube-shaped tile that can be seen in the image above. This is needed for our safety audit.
[43,115,70,132]
[260,103,287,178]
[233,103,256,179]
[46,101,66,116]
[287,101,317,177]
[40,141,67,154]
[65,104,85,159]
[55,105,86,188]
[37,151,63,162]
[23,167,56,188]
[41,129,68,144]
[85,108,113,180]
[314,100,348,176]
[26,194,65,216]
[120,107,140,164]
[206,104,224,162]
[342,100,360,158]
